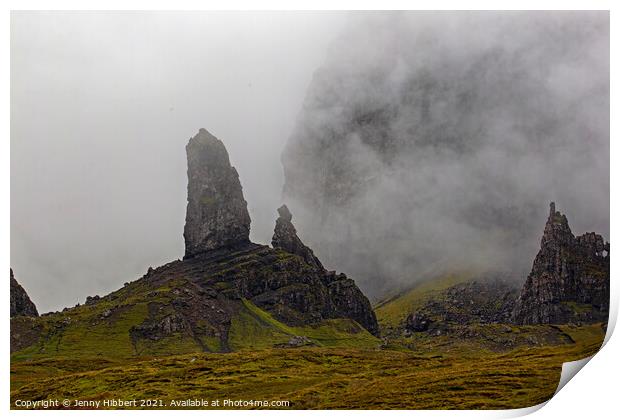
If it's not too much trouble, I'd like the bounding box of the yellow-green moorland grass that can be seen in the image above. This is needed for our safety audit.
[10,324,604,409]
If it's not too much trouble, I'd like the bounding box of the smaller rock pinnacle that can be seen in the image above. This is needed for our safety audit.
[272,204,324,271]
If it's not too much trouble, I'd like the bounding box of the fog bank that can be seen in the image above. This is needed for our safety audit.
[282,12,609,299]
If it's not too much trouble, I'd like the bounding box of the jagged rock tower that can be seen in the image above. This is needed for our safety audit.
[513,202,610,324]
[184,128,251,258]
[10,269,38,318]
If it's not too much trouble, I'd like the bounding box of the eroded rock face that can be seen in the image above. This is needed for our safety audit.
[10,269,38,318]
[512,203,610,324]
[272,204,324,271]
[184,128,251,258]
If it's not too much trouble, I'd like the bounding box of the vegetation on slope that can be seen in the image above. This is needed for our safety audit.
[229,299,379,351]
[374,273,475,331]
[10,324,605,409]
[11,291,378,362]
[11,242,381,361]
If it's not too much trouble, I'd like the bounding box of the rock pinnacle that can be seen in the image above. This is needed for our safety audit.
[183,129,251,258]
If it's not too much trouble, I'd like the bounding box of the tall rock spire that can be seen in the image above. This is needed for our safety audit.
[183,128,251,258]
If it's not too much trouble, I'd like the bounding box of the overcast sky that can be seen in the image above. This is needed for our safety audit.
[11,11,346,313]
[11,11,609,313]
[280,11,609,298]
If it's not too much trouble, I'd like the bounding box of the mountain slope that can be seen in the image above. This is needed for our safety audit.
[11,244,379,359]
[374,272,475,333]
[11,129,378,359]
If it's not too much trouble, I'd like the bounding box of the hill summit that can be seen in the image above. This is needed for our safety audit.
[10,129,378,358]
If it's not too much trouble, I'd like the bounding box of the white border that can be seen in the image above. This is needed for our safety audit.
[2,1,616,419]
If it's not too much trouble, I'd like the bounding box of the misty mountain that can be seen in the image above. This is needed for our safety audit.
[281,12,609,299]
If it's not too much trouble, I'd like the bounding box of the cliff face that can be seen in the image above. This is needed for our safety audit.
[184,128,251,258]
[10,269,38,318]
[512,203,610,325]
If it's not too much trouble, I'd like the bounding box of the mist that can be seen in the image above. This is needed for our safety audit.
[11,11,345,313]
[281,11,609,299]
[11,11,609,312]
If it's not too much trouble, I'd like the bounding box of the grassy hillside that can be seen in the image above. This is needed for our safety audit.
[11,323,605,409]
[11,291,378,362]
[11,240,383,361]
[229,299,379,351]
[11,267,607,410]
[374,273,475,331]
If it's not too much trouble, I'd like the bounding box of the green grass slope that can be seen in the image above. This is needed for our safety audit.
[374,272,475,331]
[10,324,605,409]
[229,299,379,351]
[11,283,378,362]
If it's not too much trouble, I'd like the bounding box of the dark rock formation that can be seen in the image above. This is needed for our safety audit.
[183,128,251,258]
[405,277,518,334]
[323,271,379,336]
[177,129,379,335]
[269,204,378,335]
[11,128,380,355]
[512,203,610,324]
[10,269,38,317]
[272,204,324,271]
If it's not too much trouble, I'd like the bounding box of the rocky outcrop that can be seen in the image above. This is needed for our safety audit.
[405,277,518,333]
[183,131,378,337]
[10,269,38,318]
[11,129,380,355]
[269,204,378,335]
[512,203,610,324]
[272,204,324,271]
[323,271,379,336]
[183,128,251,258]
